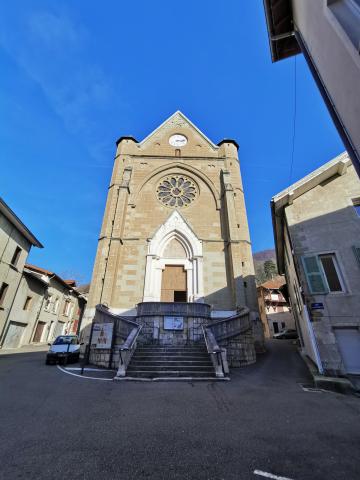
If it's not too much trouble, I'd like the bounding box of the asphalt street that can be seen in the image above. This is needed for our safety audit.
[1,340,359,480]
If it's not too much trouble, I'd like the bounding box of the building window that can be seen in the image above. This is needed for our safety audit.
[52,297,59,314]
[63,300,72,316]
[44,295,52,311]
[328,0,360,52]
[302,253,344,294]
[0,283,9,306]
[353,198,360,217]
[23,296,32,310]
[10,247,22,267]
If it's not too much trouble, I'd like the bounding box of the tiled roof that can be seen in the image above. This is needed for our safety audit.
[260,276,286,290]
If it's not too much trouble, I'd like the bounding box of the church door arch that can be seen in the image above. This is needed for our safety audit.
[143,211,204,303]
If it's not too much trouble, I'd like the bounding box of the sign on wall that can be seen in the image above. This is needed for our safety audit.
[311,303,324,310]
[92,323,114,349]
[164,316,184,330]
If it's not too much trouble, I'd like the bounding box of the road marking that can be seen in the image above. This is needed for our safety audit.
[65,367,116,372]
[57,365,113,381]
[254,470,293,480]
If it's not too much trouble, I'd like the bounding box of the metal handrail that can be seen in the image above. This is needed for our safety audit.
[202,325,221,354]
[207,307,250,326]
[96,304,139,327]
[119,325,142,351]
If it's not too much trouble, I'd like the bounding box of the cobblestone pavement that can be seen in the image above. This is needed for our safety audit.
[1,340,360,480]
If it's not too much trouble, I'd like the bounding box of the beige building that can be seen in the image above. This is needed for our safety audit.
[82,112,261,376]
[0,197,43,347]
[257,276,294,338]
[263,0,360,176]
[84,111,258,321]
[1,263,86,349]
[272,152,360,377]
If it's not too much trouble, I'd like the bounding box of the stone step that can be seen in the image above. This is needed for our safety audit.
[127,364,214,372]
[133,350,207,354]
[132,355,211,361]
[130,360,213,367]
[125,370,217,378]
[137,345,207,349]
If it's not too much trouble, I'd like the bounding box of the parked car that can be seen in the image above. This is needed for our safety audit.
[273,329,298,340]
[46,335,81,365]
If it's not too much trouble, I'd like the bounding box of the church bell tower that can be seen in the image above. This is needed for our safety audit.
[83,111,259,327]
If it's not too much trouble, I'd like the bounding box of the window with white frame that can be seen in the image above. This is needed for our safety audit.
[44,295,52,311]
[302,253,345,294]
[63,299,72,316]
[51,297,59,314]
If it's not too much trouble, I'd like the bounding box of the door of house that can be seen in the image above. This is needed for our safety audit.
[53,321,65,339]
[161,265,187,302]
[33,321,46,343]
[334,328,360,374]
[3,322,26,349]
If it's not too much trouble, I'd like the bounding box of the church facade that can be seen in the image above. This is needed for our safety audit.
[82,112,261,376]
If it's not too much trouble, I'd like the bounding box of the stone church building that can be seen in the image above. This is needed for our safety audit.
[82,112,261,378]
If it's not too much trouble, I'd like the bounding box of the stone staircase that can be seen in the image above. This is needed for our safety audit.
[126,344,217,379]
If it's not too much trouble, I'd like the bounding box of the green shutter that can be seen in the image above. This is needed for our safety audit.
[301,256,328,294]
[352,246,360,267]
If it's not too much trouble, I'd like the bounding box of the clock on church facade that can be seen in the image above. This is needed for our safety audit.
[82,111,260,362]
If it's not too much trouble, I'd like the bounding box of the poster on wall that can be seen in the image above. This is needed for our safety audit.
[164,316,184,330]
[92,323,114,349]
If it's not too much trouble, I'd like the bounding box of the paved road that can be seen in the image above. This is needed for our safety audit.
[1,341,359,480]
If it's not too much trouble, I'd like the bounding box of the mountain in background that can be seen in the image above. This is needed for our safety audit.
[252,248,278,285]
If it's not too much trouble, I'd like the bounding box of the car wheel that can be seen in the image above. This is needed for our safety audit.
[45,358,51,365]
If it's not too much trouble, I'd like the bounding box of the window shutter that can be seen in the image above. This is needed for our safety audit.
[352,246,360,267]
[301,256,328,294]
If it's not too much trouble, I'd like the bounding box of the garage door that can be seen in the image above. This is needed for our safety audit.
[3,322,26,349]
[334,328,360,374]
[53,321,65,338]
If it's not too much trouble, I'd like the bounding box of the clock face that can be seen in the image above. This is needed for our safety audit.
[169,134,188,147]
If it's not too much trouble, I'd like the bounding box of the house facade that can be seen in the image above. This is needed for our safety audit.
[263,0,360,176]
[272,152,360,376]
[1,263,87,349]
[0,197,43,347]
[257,276,294,338]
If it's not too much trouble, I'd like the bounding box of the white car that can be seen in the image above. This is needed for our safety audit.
[46,335,81,365]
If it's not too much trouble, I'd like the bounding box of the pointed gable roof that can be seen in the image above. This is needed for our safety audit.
[139,111,218,150]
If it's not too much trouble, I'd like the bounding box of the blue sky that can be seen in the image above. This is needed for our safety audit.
[0,1,344,283]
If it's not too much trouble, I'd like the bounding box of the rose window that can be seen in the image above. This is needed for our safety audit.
[157,176,197,207]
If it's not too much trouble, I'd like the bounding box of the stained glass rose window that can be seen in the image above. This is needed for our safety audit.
[157,176,197,207]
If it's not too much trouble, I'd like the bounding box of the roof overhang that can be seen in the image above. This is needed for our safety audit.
[271,152,350,273]
[0,198,43,248]
[263,0,301,62]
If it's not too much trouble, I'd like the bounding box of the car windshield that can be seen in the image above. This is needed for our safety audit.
[53,336,78,345]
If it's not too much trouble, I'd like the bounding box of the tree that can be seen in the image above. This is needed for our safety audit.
[263,260,277,280]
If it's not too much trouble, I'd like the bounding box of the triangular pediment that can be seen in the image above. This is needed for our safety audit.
[139,111,218,151]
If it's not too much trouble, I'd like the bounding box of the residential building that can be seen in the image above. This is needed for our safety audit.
[271,152,360,377]
[263,0,360,176]
[1,263,86,349]
[0,197,43,347]
[257,276,294,338]
[82,111,262,377]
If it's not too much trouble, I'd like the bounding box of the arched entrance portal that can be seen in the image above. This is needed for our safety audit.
[143,211,204,303]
